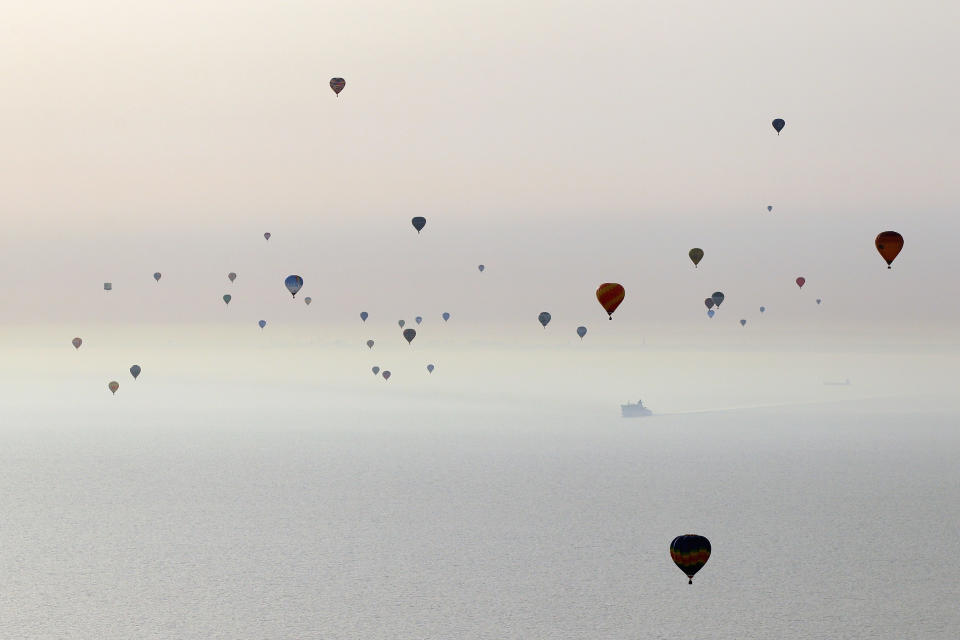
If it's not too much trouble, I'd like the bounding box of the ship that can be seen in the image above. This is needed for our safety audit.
[823,378,851,386]
[621,399,653,417]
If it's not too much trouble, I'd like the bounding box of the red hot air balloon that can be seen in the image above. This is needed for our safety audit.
[875,231,904,269]
[596,283,625,319]
[796,277,805,289]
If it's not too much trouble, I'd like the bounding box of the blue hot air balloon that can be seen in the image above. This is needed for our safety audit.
[284,275,303,298]
[372,366,380,376]
[360,311,368,322]
[398,320,405,328]
[740,318,747,327]
[130,365,141,380]
[767,205,773,212]
[223,294,231,305]
[366,340,374,349]
[304,297,312,306]
[427,364,435,374]
[153,272,161,282]
[577,326,587,339]
[707,309,715,318]
[258,320,266,329]
[759,306,766,313]
[816,298,822,305]
[538,312,551,328]
[478,264,485,272]
[442,312,450,322]
[415,316,422,325]
[772,118,785,134]
[411,217,426,233]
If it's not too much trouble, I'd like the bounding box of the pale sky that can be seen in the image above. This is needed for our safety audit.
[1,0,958,335]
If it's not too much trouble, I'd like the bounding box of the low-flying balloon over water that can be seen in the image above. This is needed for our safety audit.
[108,381,119,395]
[284,275,303,298]
[704,298,714,310]
[366,340,374,349]
[711,292,724,308]
[596,283,625,319]
[772,118,785,134]
[398,320,405,328]
[767,205,773,212]
[360,311,369,322]
[153,272,161,282]
[228,272,237,283]
[875,231,904,269]
[223,294,231,305]
[72,337,82,349]
[707,309,715,318]
[304,297,312,306]
[760,306,766,313]
[382,371,391,381]
[577,326,587,340]
[427,364,435,374]
[478,264,485,272]
[670,535,711,584]
[740,318,747,326]
[442,312,450,322]
[258,320,266,329]
[130,365,141,380]
[796,277,805,289]
[264,232,271,241]
[411,216,426,234]
[415,316,422,325]
[688,248,704,268]
[372,366,380,376]
[538,312,551,328]
[403,328,416,344]
[329,77,346,96]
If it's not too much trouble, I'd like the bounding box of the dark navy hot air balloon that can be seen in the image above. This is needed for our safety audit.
[130,365,141,380]
[670,535,711,584]
[740,318,747,327]
[704,298,714,310]
[403,328,416,344]
[427,364,435,374]
[478,264,485,272]
[767,205,773,212]
[153,272,161,282]
[538,312,551,328]
[284,275,303,298]
[411,217,426,234]
[258,320,266,329]
[760,306,766,313]
[577,326,587,340]
[360,311,369,322]
[772,118,785,135]
[711,292,724,308]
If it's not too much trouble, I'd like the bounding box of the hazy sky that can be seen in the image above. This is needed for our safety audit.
[1,1,958,334]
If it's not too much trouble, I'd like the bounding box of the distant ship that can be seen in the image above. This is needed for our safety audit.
[824,378,851,386]
[621,399,653,417]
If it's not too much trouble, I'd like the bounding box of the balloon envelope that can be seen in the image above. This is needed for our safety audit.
[711,292,724,307]
[372,366,380,376]
[688,248,704,267]
[767,205,773,212]
[72,337,82,349]
[382,371,391,381]
[772,118,785,134]
[264,232,271,241]
[816,298,822,305]
[329,77,346,95]
[415,316,422,325]
[360,311,368,322]
[670,535,711,584]
[223,294,231,305]
[153,272,161,282]
[130,365,141,379]
[704,298,714,310]
[258,320,266,329]
[577,326,587,339]
[284,275,303,298]
[108,381,119,395]
[478,264,485,272]
[442,312,450,322]
[403,328,416,344]
[740,318,747,326]
[707,309,715,318]
[796,277,805,288]
[366,340,374,349]
[427,364,435,373]
[538,312,551,328]
[760,306,766,313]
[411,216,426,233]
[304,297,312,305]
[398,320,405,328]
[104,282,112,291]
[228,272,237,282]
[875,231,904,268]
[596,283,625,319]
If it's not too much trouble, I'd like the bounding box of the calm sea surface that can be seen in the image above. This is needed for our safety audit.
[1,401,957,638]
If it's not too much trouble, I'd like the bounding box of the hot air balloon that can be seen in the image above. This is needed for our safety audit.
[577,326,587,340]
[258,320,266,329]
[538,312,551,328]
[264,232,271,241]
[427,364,435,374]
[442,312,450,322]
[759,306,766,313]
[398,320,405,328]
[304,297,312,306]
[875,231,904,269]
[411,217,426,233]
[284,275,303,298]
[153,272,161,282]
[372,366,380,376]
[223,294,232,305]
[816,298,822,305]
[330,77,345,96]
[72,337,82,349]
[366,340,374,349]
[228,272,237,283]
[670,535,711,584]
[403,328,416,344]
[711,292,724,308]
[767,205,773,212]
[688,248,704,268]
[360,311,369,322]
[108,381,119,395]
[382,371,391,381]
[707,309,715,318]
[772,118,785,134]
[104,282,112,291]
[130,365,141,380]
[415,316,422,325]
[478,264,485,272]
[596,283,625,319]
[740,318,747,327]
[704,298,715,310]
[796,277,805,289]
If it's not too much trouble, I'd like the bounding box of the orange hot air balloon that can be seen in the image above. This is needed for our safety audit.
[875,231,904,269]
[596,283,625,319]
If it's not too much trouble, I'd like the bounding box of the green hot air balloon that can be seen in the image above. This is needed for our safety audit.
[688,248,704,268]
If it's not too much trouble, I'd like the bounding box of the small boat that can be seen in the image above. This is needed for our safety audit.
[621,399,653,417]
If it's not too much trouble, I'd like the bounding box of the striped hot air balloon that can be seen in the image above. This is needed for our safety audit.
[596,283,625,319]
[670,535,711,584]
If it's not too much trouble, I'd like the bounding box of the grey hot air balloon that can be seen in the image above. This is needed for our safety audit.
[366,340,374,349]
[411,217,426,233]
[398,320,405,328]
[577,326,587,340]
[711,292,724,308]
[382,370,391,381]
[427,364,435,373]
[72,337,82,349]
[130,365,141,380]
[223,294,232,305]
[153,272,161,282]
[403,328,416,344]
[264,232,271,241]
[372,366,380,376]
[304,297,312,306]
[228,272,237,282]
[816,298,822,305]
[104,282,112,291]
[538,312,551,328]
